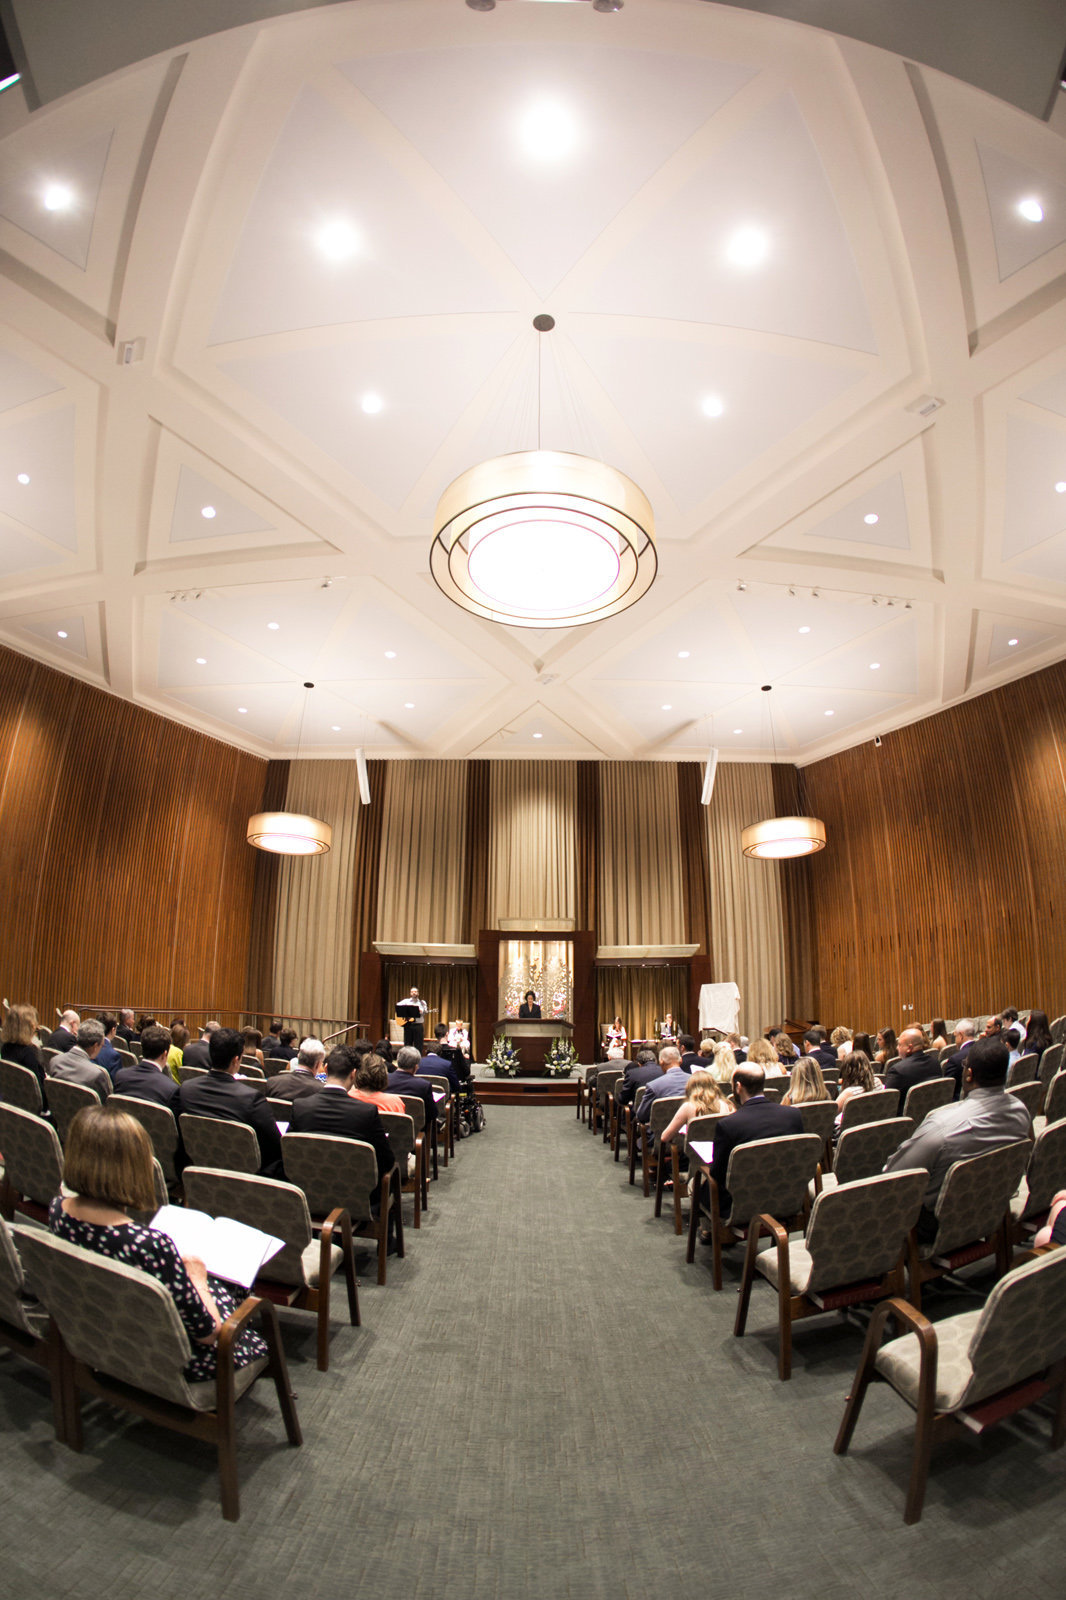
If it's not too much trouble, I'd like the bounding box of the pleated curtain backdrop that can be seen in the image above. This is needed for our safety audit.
[375,761,468,943]
[384,962,477,1035]
[487,761,577,927]
[271,760,363,1037]
[598,764,685,945]
[595,967,689,1045]
[704,763,788,1040]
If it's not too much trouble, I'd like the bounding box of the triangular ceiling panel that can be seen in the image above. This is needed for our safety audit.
[777,613,920,695]
[977,142,1066,281]
[1021,368,1066,420]
[19,612,88,660]
[0,130,112,270]
[473,702,589,754]
[0,405,78,549]
[1002,413,1066,563]
[802,473,911,551]
[577,93,875,353]
[155,609,296,691]
[984,615,1063,669]
[170,465,274,544]
[0,350,64,414]
[171,585,352,675]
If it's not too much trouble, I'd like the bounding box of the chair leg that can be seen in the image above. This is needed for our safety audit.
[734,1224,761,1335]
[215,1339,240,1522]
[834,1324,881,1455]
[904,1405,936,1525]
[628,1120,639,1186]
[259,1301,302,1447]
[778,1281,793,1382]
[653,1142,666,1215]
[641,1132,652,1199]
[906,1229,923,1312]
[1051,1359,1066,1450]
[686,1169,703,1264]
[672,1146,684,1236]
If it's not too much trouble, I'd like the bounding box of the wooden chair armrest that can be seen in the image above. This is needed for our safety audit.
[217,1293,263,1358]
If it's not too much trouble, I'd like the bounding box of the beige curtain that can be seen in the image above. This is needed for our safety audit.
[487,761,576,927]
[271,760,362,1037]
[376,761,467,943]
[385,963,476,1034]
[705,764,787,1041]
[596,967,688,1045]
[598,764,685,944]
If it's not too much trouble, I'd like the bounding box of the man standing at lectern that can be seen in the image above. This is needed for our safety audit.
[399,987,428,1050]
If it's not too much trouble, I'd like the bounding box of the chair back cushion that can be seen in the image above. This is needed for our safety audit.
[178,1065,208,1084]
[684,1113,724,1150]
[0,1059,43,1116]
[596,1070,623,1105]
[114,1050,137,1072]
[932,1140,1031,1255]
[1009,1081,1042,1121]
[648,1096,685,1138]
[179,1114,259,1173]
[108,1095,179,1183]
[961,1247,1066,1410]
[838,1088,900,1133]
[0,1104,64,1206]
[1006,1053,1040,1087]
[12,1223,198,1408]
[1016,1121,1066,1223]
[902,1077,954,1123]
[0,1213,44,1337]
[1045,1071,1066,1124]
[805,1169,927,1293]
[724,1134,823,1227]
[43,1078,100,1144]
[1038,1042,1065,1092]
[796,1100,836,1145]
[399,1094,426,1132]
[281,1132,378,1222]
[378,1112,416,1163]
[182,1167,312,1288]
[833,1117,914,1185]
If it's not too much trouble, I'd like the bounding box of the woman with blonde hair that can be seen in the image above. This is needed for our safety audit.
[833,1049,878,1136]
[49,1104,268,1382]
[782,1059,830,1106]
[659,1071,734,1146]
[1,1001,44,1090]
[747,1037,784,1077]
[711,1039,738,1086]
[830,1025,853,1059]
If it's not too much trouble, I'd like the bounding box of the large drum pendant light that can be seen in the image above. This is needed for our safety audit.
[742,686,826,860]
[247,681,332,856]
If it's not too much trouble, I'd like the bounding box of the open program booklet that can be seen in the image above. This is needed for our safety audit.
[151,1206,285,1289]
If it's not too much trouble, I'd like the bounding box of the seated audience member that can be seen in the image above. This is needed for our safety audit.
[177,1026,283,1178]
[351,1053,407,1114]
[46,1018,111,1101]
[289,1046,395,1202]
[606,1043,625,1061]
[771,1030,799,1064]
[679,1034,702,1072]
[167,1024,189,1083]
[747,1037,785,1079]
[1,1002,45,1091]
[388,1044,438,1129]
[942,1018,977,1100]
[1034,1189,1066,1249]
[1005,1028,1024,1070]
[605,1016,627,1050]
[261,1019,284,1059]
[616,1048,661,1108]
[635,1046,690,1123]
[51,1104,267,1381]
[116,1008,140,1045]
[420,1024,462,1095]
[851,1031,874,1059]
[265,1038,326,1102]
[708,1066,804,1214]
[782,1059,830,1106]
[883,1036,1031,1241]
[112,1024,180,1106]
[95,1013,123,1081]
[727,1033,748,1065]
[873,1027,898,1068]
[659,1071,734,1147]
[182,1021,218,1071]
[44,1009,80,1054]
[1024,1010,1053,1062]
[444,1022,471,1079]
[983,1015,1003,1039]
[373,1038,396,1067]
[883,1027,942,1097]
[241,1027,266,1069]
[834,1049,877,1137]
[709,1039,739,1087]
[830,1026,853,1059]
[929,1018,951,1052]
[803,1028,837,1073]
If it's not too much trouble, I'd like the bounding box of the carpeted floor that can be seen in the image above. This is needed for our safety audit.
[2,1106,1066,1599]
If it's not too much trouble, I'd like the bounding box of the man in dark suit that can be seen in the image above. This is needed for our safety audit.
[113,1024,180,1107]
[883,1028,942,1099]
[942,1018,977,1100]
[177,1026,284,1177]
[44,1010,79,1054]
[261,1019,284,1059]
[290,1046,395,1202]
[267,1038,326,1102]
[616,1049,660,1108]
[679,1035,702,1073]
[95,1013,123,1082]
[116,1009,139,1045]
[182,1022,218,1071]
[420,1025,462,1096]
[709,1065,804,1213]
[802,1027,837,1074]
[388,1045,439,1128]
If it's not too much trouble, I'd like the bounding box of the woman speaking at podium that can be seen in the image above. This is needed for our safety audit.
[518,990,541,1019]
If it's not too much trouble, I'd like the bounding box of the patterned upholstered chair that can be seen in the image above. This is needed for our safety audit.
[1038,1042,1066,1095]
[834,1247,1066,1523]
[13,1222,301,1521]
[282,1131,404,1286]
[592,1068,622,1140]
[577,1064,596,1122]
[43,1079,101,1145]
[900,1077,954,1124]
[0,1104,64,1222]
[795,1100,837,1169]
[837,1088,900,1134]
[812,1117,914,1200]
[378,1111,427,1228]
[181,1166,358,1372]
[661,1112,726,1237]
[734,1168,928,1380]
[113,1049,137,1074]
[0,1058,43,1116]
[1006,1052,1040,1087]
[686,1133,823,1291]
[399,1093,434,1188]
[636,1095,684,1204]
[179,1113,259,1174]
[1009,1121,1066,1245]
[1034,1070,1066,1136]
[177,1065,208,1085]
[0,1214,64,1438]
[908,1140,1031,1309]
[1009,1080,1043,1124]
[421,1075,454,1164]
[108,1095,180,1189]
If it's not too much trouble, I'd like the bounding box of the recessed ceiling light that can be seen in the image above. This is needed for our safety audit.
[200,505,216,519]
[1008,637,1019,647]
[315,218,359,262]
[870,662,881,670]
[677,650,690,659]
[700,394,725,419]
[267,622,280,630]
[404,702,415,709]
[195,657,207,665]
[517,98,578,162]
[1056,482,1066,494]
[798,625,810,634]
[532,732,543,739]
[662,703,672,711]
[237,707,248,714]
[1018,196,1044,223]
[16,473,29,485]
[824,709,834,716]
[724,225,769,268]
[42,182,73,212]
[384,650,397,659]
[360,393,383,415]
[864,513,879,525]
[56,630,68,639]
[331,725,341,732]
[733,728,743,734]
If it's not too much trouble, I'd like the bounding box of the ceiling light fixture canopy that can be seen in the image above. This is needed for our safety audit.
[741,685,826,860]
[430,316,656,629]
[247,680,332,856]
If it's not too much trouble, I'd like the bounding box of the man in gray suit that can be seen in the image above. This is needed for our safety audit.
[47,1018,112,1101]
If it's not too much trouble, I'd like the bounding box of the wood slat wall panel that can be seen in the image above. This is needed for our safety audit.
[0,645,269,1019]
[803,658,1066,1030]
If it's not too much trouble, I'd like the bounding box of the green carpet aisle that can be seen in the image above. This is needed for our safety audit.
[2,1106,1065,1599]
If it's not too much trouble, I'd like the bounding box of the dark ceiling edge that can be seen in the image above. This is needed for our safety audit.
[0,0,38,110]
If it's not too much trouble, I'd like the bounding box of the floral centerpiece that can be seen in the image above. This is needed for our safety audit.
[543,1037,578,1078]
[487,1034,521,1077]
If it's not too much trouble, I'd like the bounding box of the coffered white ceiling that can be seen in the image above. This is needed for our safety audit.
[0,0,1065,764]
